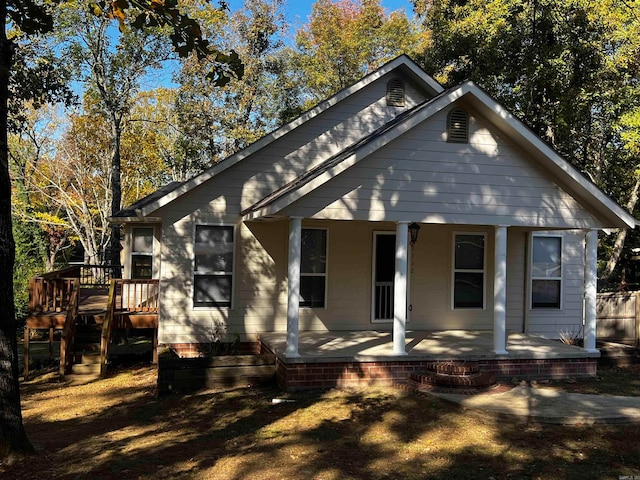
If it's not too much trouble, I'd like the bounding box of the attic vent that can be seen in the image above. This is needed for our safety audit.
[448,108,469,143]
[386,78,405,107]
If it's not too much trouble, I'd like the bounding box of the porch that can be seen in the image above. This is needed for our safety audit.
[259,330,600,391]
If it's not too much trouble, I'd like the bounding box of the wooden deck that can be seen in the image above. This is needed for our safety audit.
[24,270,159,379]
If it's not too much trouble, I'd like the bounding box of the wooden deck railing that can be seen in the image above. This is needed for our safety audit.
[59,287,79,376]
[29,277,78,314]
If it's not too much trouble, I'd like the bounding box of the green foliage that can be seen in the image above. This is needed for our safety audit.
[90,0,243,85]
[414,0,640,284]
[12,217,45,325]
[172,0,290,167]
[291,0,426,105]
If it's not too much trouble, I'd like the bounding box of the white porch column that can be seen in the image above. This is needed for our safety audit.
[393,221,409,355]
[286,217,302,358]
[583,229,599,353]
[493,225,509,355]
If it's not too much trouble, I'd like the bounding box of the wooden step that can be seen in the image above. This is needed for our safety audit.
[71,363,101,375]
[73,353,101,364]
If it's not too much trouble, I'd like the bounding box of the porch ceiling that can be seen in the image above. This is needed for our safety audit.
[258,330,599,364]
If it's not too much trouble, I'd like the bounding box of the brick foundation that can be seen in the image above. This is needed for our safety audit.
[166,341,260,358]
[273,355,598,391]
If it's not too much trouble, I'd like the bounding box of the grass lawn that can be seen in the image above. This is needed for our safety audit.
[3,365,640,480]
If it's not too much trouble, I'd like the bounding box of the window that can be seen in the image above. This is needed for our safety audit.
[447,108,469,143]
[300,228,327,308]
[131,227,154,279]
[193,225,234,308]
[386,78,405,107]
[531,235,562,309]
[453,233,485,309]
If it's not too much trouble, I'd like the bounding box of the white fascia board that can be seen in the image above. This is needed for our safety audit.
[141,56,443,217]
[108,215,162,224]
[243,87,468,221]
[464,83,636,229]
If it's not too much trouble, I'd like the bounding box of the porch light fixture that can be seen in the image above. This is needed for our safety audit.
[409,222,421,246]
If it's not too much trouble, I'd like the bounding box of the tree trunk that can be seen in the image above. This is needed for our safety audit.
[0,2,35,460]
[601,173,640,282]
[109,121,121,277]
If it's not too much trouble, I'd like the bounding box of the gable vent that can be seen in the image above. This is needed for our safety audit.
[448,108,469,143]
[386,78,405,107]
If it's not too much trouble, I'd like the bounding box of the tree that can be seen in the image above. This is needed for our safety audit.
[291,0,426,105]
[0,0,242,462]
[56,4,173,272]
[413,0,640,286]
[175,0,290,164]
[9,104,72,273]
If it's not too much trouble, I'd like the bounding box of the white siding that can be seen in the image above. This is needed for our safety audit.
[155,71,431,343]
[151,80,591,343]
[280,106,601,229]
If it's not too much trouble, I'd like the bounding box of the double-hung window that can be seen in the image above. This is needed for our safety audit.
[193,225,234,308]
[531,235,562,309]
[300,228,327,308]
[453,233,486,309]
[131,227,154,279]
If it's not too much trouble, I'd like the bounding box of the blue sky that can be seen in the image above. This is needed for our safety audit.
[227,0,416,31]
[278,0,415,22]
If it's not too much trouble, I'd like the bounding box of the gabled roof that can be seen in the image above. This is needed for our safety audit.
[115,55,443,220]
[111,181,184,221]
[242,81,636,230]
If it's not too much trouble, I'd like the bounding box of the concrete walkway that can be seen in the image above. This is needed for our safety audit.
[431,385,640,425]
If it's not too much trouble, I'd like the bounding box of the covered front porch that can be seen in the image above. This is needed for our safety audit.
[259,330,599,391]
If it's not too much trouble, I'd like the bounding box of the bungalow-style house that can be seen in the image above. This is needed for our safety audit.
[112,56,636,390]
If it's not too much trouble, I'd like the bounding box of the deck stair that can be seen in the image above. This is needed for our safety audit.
[70,321,103,376]
[404,361,497,393]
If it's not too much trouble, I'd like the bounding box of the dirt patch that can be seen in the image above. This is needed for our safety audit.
[536,364,640,396]
[4,365,640,479]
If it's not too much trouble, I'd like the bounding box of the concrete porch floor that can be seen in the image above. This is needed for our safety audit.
[259,330,600,364]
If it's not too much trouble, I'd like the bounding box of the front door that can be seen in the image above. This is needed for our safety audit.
[372,232,396,321]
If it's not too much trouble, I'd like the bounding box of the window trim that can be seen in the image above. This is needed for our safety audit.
[192,223,236,310]
[530,233,563,310]
[300,227,328,309]
[451,232,487,310]
[130,226,154,279]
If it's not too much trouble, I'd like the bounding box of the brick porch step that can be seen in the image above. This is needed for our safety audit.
[409,361,497,390]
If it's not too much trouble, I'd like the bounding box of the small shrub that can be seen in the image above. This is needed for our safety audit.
[558,326,583,346]
[203,321,240,356]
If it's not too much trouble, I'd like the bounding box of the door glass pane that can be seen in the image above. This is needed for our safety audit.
[455,235,484,270]
[374,234,395,320]
[132,255,152,279]
[376,234,396,283]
